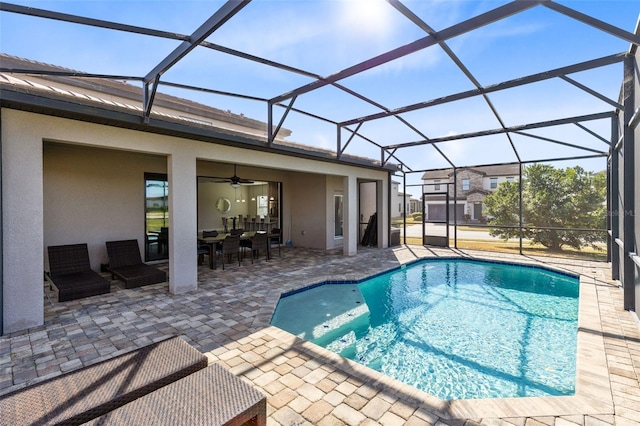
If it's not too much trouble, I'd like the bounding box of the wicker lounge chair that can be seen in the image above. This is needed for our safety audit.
[86,363,267,426]
[47,243,111,302]
[0,336,208,426]
[106,239,166,288]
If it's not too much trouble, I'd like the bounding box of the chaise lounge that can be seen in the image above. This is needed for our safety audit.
[47,243,111,302]
[105,239,167,288]
[86,363,267,425]
[0,336,208,425]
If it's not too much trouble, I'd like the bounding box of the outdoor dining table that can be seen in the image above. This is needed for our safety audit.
[198,231,267,269]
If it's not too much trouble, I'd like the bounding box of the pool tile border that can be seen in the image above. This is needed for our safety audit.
[279,256,580,301]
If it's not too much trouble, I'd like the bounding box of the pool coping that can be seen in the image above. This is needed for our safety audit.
[266,260,613,420]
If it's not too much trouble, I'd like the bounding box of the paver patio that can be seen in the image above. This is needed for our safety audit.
[1,246,639,425]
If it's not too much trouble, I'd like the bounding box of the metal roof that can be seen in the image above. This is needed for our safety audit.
[1,0,638,184]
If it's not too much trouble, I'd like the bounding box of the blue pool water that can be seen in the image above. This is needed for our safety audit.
[271,259,579,400]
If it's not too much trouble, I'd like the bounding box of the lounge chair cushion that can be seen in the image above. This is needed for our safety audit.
[86,363,266,426]
[51,271,112,302]
[0,336,208,425]
[109,264,167,289]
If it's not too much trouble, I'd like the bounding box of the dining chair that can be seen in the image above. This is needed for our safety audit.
[197,242,213,268]
[249,232,269,264]
[220,235,241,269]
[201,230,221,268]
[269,228,281,258]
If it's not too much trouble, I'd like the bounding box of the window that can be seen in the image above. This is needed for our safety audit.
[334,194,343,238]
[434,179,440,190]
[506,176,515,183]
[145,172,168,261]
[490,177,498,189]
[462,179,470,191]
[257,195,268,217]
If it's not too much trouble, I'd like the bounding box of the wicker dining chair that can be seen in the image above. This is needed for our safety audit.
[220,235,241,269]
[269,228,281,258]
[249,232,269,263]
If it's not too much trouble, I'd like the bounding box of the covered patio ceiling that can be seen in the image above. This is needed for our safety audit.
[1,0,639,189]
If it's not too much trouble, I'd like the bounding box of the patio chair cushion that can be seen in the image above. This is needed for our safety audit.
[51,271,112,302]
[105,239,167,288]
[86,363,266,426]
[0,336,208,426]
[108,264,167,289]
[47,243,110,302]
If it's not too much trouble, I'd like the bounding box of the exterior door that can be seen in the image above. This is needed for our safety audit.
[473,203,482,221]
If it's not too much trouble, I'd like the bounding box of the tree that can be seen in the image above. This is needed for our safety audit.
[483,164,606,251]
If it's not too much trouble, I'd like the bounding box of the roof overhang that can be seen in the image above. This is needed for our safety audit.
[0,86,399,173]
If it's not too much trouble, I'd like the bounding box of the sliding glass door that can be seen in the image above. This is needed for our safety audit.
[145,173,169,261]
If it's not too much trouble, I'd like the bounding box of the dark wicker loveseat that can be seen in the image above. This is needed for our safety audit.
[105,239,166,288]
[47,243,111,302]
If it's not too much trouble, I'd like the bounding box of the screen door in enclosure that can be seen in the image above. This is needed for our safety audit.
[423,184,450,247]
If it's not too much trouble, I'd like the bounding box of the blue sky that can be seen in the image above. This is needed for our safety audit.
[1,0,638,196]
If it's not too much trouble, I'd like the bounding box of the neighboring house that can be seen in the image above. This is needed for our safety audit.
[0,54,394,334]
[390,181,419,218]
[421,165,520,222]
[408,197,420,215]
[391,181,403,218]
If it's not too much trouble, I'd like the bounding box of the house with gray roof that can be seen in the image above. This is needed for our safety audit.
[421,164,520,223]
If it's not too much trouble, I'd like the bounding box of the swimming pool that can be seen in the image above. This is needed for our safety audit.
[270,258,580,400]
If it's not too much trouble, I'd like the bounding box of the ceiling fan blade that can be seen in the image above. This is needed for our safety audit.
[211,165,252,184]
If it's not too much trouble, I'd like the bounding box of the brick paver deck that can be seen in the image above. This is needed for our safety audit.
[1,246,639,425]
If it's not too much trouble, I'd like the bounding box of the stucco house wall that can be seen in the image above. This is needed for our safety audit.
[391,182,402,218]
[290,173,327,250]
[1,108,390,334]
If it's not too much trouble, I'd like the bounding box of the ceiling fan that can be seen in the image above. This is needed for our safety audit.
[215,164,254,187]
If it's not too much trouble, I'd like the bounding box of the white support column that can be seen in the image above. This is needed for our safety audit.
[2,115,44,333]
[343,175,357,256]
[377,179,388,248]
[167,152,197,294]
